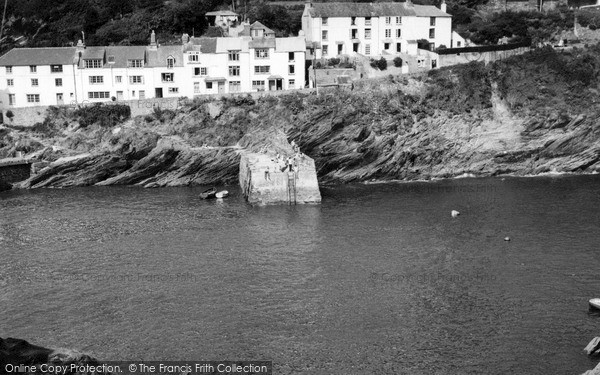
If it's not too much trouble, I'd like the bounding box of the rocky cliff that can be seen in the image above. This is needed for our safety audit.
[2,45,600,189]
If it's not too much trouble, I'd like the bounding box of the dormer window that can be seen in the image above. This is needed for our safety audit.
[84,59,102,68]
[50,65,63,73]
[167,56,175,69]
[188,52,199,62]
[108,55,115,64]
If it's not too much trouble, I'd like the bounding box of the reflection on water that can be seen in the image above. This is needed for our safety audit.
[1,175,600,374]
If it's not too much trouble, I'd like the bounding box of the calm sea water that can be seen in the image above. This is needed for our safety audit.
[1,175,600,374]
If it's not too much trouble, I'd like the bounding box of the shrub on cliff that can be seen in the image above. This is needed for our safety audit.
[370,57,388,70]
[74,103,131,128]
[393,57,403,68]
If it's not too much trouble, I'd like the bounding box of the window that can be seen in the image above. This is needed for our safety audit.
[115,76,122,83]
[161,73,174,82]
[206,82,213,89]
[194,67,207,76]
[167,57,175,69]
[429,28,435,39]
[365,17,371,26]
[457,41,462,47]
[51,65,63,73]
[89,76,104,84]
[365,29,371,39]
[88,91,110,99]
[385,29,391,38]
[127,59,143,68]
[132,91,136,97]
[255,49,269,58]
[8,94,15,106]
[351,29,358,39]
[188,53,199,62]
[228,50,240,61]
[289,79,295,89]
[365,44,371,55]
[384,43,390,50]
[31,78,38,86]
[229,66,240,76]
[254,66,270,74]
[430,17,436,26]
[289,65,295,74]
[168,87,179,93]
[139,90,145,100]
[322,45,328,56]
[30,65,37,73]
[385,16,391,25]
[351,17,356,25]
[289,52,295,61]
[396,29,401,38]
[396,16,402,25]
[322,30,328,40]
[7,79,13,86]
[6,66,12,74]
[252,80,265,91]
[107,55,115,64]
[130,76,143,84]
[84,59,102,68]
[229,81,241,92]
[26,94,40,103]
[322,17,328,26]
[194,82,200,93]
[55,78,62,87]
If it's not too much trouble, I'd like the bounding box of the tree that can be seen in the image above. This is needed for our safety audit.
[393,56,403,67]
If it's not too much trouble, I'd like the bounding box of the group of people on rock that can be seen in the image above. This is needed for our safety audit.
[264,140,304,181]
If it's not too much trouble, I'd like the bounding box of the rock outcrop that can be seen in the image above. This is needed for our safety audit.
[0,337,106,375]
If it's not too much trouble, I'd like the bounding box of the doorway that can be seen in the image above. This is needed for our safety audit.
[218,81,225,93]
[155,88,163,98]
[56,93,64,105]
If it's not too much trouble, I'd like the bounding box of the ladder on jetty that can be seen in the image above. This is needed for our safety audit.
[287,171,297,205]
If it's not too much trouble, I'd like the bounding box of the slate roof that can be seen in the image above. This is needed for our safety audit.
[206,10,239,16]
[146,45,184,67]
[187,37,218,53]
[105,46,146,68]
[0,47,78,66]
[307,2,451,18]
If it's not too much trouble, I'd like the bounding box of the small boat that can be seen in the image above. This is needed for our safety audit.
[590,299,600,310]
[215,190,229,199]
[200,187,217,199]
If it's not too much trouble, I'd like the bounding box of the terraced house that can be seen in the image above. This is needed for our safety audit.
[302,0,452,59]
[0,28,305,109]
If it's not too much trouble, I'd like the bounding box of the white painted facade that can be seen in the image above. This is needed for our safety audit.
[0,34,306,109]
[302,2,452,59]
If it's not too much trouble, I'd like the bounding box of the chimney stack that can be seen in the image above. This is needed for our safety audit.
[305,0,312,8]
[149,30,158,50]
[406,0,413,6]
[440,0,447,13]
[182,33,190,44]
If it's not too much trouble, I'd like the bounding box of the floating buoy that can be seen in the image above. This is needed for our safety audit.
[451,210,460,217]
[504,237,511,241]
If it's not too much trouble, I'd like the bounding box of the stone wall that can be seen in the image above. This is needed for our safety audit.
[239,152,321,205]
[438,47,530,68]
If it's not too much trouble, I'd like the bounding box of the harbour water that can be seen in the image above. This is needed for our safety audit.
[1,175,600,374]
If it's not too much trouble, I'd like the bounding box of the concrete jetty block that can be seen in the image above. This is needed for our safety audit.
[239,152,321,205]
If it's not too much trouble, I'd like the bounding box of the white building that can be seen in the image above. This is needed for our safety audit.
[0,30,306,109]
[206,10,240,28]
[302,1,452,59]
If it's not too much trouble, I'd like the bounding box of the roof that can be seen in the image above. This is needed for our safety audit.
[249,38,276,49]
[0,47,77,66]
[250,21,275,34]
[105,46,146,68]
[206,10,238,16]
[146,45,184,67]
[307,2,451,18]
[187,37,218,53]
[81,46,105,60]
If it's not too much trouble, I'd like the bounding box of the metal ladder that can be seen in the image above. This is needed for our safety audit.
[287,171,297,205]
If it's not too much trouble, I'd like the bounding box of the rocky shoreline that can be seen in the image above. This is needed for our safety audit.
[1,47,599,190]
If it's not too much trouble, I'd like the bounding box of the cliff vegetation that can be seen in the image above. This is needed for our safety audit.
[2,45,600,188]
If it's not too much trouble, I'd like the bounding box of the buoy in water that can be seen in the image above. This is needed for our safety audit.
[451,210,460,218]
[504,237,511,241]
